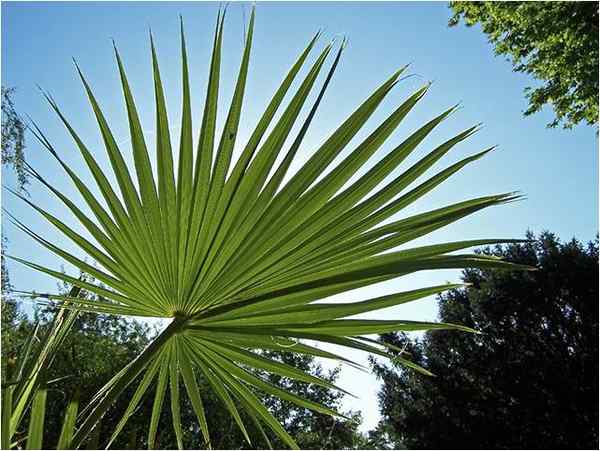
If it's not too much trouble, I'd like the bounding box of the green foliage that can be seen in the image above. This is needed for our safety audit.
[1,238,24,380]
[1,86,29,418]
[449,1,599,129]
[1,84,28,379]
[1,86,28,191]
[25,386,47,450]
[371,232,599,449]
[36,295,154,448]
[1,287,80,449]
[254,353,364,450]
[2,297,366,449]
[56,394,79,450]
[9,7,523,448]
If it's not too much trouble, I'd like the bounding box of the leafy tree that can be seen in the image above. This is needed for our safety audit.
[1,86,28,191]
[1,84,29,361]
[371,232,599,449]
[1,234,26,383]
[1,85,28,380]
[360,423,395,450]
[449,2,599,129]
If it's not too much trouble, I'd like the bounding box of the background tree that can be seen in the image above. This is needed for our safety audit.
[448,1,599,130]
[1,238,26,383]
[1,86,28,191]
[1,86,28,380]
[370,232,599,449]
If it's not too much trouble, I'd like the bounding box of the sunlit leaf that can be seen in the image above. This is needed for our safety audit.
[9,6,527,448]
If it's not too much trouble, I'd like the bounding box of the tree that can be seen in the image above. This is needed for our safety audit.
[371,232,599,449]
[1,84,29,354]
[1,235,26,383]
[1,85,28,381]
[1,86,28,191]
[449,2,599,130]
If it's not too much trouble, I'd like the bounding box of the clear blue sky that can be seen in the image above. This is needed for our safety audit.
[2,1,598,432]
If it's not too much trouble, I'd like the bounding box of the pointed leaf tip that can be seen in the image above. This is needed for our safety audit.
[340,36,348,50]
[392,64,410,79]
[72,59,85,80]
[111,38,119,54]
[450,102,463,114]
[221,3,229,19]
[472,146,497,159]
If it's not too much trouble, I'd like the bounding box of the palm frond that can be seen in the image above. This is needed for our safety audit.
[1,287,81,449]
[9,7,527,449]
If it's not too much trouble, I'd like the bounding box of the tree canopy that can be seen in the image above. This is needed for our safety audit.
[449,1,599,130]
[1,86,28,191]
[1,86,28,381]
[371,232,599,449]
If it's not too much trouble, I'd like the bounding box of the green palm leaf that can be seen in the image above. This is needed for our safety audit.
[9,7,529,449]
[1,287,82,449]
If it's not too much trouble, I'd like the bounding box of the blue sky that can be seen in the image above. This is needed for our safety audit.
[2,1,598,433]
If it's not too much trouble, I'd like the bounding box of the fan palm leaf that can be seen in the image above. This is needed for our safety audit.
[8,7,528,449]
